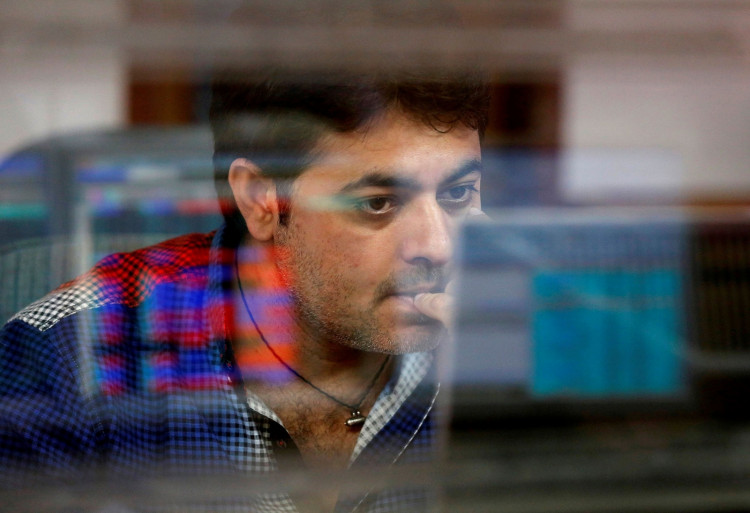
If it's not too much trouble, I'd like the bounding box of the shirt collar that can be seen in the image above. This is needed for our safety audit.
[351,351,434,463]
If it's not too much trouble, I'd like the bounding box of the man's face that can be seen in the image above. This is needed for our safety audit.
[274,109,482,354]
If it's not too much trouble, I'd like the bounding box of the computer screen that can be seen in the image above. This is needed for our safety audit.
[450,209,691,417]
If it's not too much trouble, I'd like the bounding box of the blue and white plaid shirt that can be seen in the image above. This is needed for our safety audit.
[0,225,440,512]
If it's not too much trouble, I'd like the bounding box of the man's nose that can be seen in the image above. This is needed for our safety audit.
[399,196,453,267]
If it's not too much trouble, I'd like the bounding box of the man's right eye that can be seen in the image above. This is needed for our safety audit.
[355,196,399,215]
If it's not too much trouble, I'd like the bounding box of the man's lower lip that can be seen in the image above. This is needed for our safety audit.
[385,296,442,327]
[386,294,418,309]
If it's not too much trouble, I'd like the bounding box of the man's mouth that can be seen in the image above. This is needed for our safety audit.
[399,288,443,298]
[374,267,450,305]
[387,283,444,299]
[390,282,445,297]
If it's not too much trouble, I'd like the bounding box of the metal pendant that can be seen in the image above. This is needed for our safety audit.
[345,411,366,428]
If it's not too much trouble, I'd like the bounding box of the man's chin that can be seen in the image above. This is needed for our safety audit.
[386,317,447,354]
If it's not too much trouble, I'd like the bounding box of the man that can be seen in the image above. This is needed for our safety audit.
[0,68,488,512]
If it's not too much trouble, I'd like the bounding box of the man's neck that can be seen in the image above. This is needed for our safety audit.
[233,239,392,389]
[235,318,393,470]
[232,245,395,471]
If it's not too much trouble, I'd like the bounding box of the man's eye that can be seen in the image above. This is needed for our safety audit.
[355,196,398,215]
[438,184,478,205]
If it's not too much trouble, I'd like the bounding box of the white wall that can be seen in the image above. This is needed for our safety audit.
[561,1,750,203]
[563,61,750,203]
[0,0,126,157]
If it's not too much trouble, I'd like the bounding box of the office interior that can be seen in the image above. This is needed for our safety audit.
[3,1,750,511]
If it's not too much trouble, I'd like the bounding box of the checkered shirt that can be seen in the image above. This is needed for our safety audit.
[0,225,440,512]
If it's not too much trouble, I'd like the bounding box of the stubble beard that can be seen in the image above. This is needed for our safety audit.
[294,290,447,355]
[275,231,447,355]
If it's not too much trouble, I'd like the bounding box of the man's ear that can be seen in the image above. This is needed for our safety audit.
[228,158,279,241]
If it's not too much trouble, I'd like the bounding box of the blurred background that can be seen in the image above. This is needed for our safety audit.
[3,0,750,511]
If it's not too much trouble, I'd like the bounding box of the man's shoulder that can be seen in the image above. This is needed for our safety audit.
[10,232,218,333]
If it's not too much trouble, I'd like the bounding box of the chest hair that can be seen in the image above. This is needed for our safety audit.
[255,383,366,470]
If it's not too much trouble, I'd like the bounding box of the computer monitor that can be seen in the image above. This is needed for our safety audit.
[450,209,693,420]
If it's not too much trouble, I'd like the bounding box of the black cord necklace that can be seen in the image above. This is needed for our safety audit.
[235,255,391,428]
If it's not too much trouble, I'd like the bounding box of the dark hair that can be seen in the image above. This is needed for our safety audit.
[209,67,490,234]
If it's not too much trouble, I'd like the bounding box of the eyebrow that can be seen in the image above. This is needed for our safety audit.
[338,158,483,194]
[440,159,483,187]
